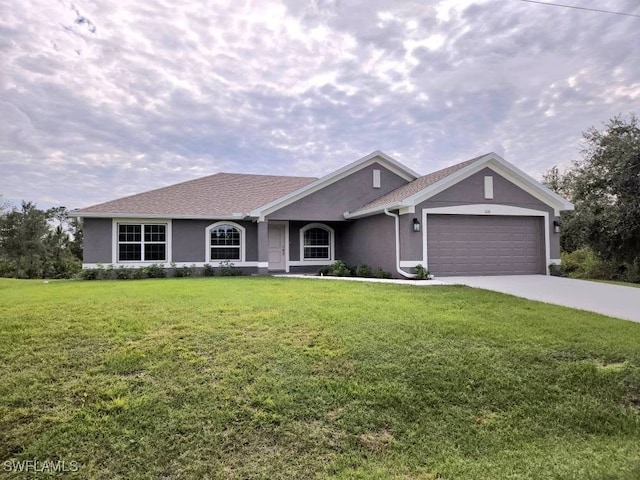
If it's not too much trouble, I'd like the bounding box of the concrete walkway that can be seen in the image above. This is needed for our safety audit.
[438,275,640,322]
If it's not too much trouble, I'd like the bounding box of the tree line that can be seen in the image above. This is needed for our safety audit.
[543,114,640,283]
[0,200,83,278]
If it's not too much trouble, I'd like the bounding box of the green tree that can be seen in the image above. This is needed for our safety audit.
[0,202,81,278]
[0,201,50,278]
[544,114,640,278]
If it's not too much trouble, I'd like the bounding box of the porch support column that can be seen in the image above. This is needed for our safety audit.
[257,220,269,275]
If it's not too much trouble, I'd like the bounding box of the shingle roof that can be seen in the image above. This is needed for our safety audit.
[349,154,488,215]
[74,173,317,217]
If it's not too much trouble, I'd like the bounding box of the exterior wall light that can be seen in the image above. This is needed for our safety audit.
[553,220,561,234]
[412,218,421,233]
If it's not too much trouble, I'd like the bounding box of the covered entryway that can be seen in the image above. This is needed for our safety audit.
[426,214,545,276]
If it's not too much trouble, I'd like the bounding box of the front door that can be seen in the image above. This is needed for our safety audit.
[268,223,286,271]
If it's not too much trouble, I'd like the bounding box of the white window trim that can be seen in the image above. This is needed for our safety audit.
[206,221,246,263]
[421,204,550,275]
[299,223,335,263]
[112,219,172,264]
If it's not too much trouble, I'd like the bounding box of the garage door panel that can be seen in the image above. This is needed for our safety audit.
[427,215,545,276]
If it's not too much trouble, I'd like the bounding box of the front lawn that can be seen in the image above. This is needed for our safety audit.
[1,277,639,479]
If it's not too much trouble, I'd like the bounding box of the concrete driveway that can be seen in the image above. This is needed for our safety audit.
[437,275,640,322]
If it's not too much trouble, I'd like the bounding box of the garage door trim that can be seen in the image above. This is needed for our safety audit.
[422,204,550,275]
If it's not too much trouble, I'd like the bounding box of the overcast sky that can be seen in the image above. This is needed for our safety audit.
[1,0,639,210]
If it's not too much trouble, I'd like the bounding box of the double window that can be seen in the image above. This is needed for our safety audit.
[207,222,245,262]
[117,223,167,262]
[301,223,334,261]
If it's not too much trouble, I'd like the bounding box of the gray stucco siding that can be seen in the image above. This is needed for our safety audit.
[172,219,258,263]
[341,215,396,275]
[267,162,408,221]
[400,168,561,263]
[83,218,113,263]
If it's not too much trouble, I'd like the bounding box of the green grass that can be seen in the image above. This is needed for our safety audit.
[590,279,640,289]
[1,277,639,479]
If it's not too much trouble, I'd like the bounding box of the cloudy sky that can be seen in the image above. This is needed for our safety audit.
[1,0,639,209]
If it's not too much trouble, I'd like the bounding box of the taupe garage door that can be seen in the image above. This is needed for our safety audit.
[427,215,545,276]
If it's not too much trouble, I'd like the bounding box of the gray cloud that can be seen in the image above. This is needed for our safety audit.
[1,0,638,209]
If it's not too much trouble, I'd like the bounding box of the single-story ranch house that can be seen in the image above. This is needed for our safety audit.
[71,151,574,278]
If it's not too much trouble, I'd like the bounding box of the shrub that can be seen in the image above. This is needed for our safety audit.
[143,264,166,278]
[414,264,429,280]
[219,260,242,276]
[78,268,99,280]
[622,258,640,283]
[96,264,114,280]
[203,264,215,277]
[561,247,617,280]
[548,263,563,277]
[115,266,135,280]
[317,266,330,276]
[355,264,372,278]
[172,263,195,278]
[328,260,351,277]
[374,267,392,279]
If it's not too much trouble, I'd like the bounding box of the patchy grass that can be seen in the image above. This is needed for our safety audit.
[1,277,640,479]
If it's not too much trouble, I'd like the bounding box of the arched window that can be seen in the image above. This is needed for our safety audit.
[206,222,245,262]
[300,223,334,261]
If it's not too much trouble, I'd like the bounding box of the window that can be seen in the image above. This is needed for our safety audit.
[207,222,245,262]
[118,223,167,262]
[301,223,334,261]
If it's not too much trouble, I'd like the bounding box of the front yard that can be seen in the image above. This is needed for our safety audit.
[0,277,639,479]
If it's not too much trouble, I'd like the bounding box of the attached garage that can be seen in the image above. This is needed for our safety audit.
[426,214,546,276]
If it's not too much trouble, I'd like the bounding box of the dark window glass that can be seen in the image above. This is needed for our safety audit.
[210,226,240,246]
[119,244,141,261]
[119,224,141,242]
[303,246,329,259]
[144,224,166,242]
[210,247,240,260]
[304,228,329,246]
[144,243,166,261]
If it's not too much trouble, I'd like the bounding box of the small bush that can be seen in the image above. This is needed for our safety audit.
[115,266,135,280]
[414,264,429,280]
[132,268,146,280]
[203,264,215,277]
[328,260,351,277]
[622,258,640,283]
[96,265,114,280]
[317,266,330,276]
[219,260,242,276]
[172,263,195,278]
[562,247,617,280]
[548,263,563,277]
[374,267,392,279]
[143,264,166,278]
[78,268,99,280]
[355,264,372,278]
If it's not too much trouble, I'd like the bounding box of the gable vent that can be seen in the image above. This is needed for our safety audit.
[373,169,381,188]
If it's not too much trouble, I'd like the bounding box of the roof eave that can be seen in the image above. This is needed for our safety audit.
[70,211,253,220]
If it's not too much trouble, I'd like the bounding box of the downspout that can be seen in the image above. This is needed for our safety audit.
[384,208,417,279]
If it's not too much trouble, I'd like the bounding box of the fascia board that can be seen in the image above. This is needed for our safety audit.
[343,203,402,219]
[251,151,418,218]
[71,211,250,220]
